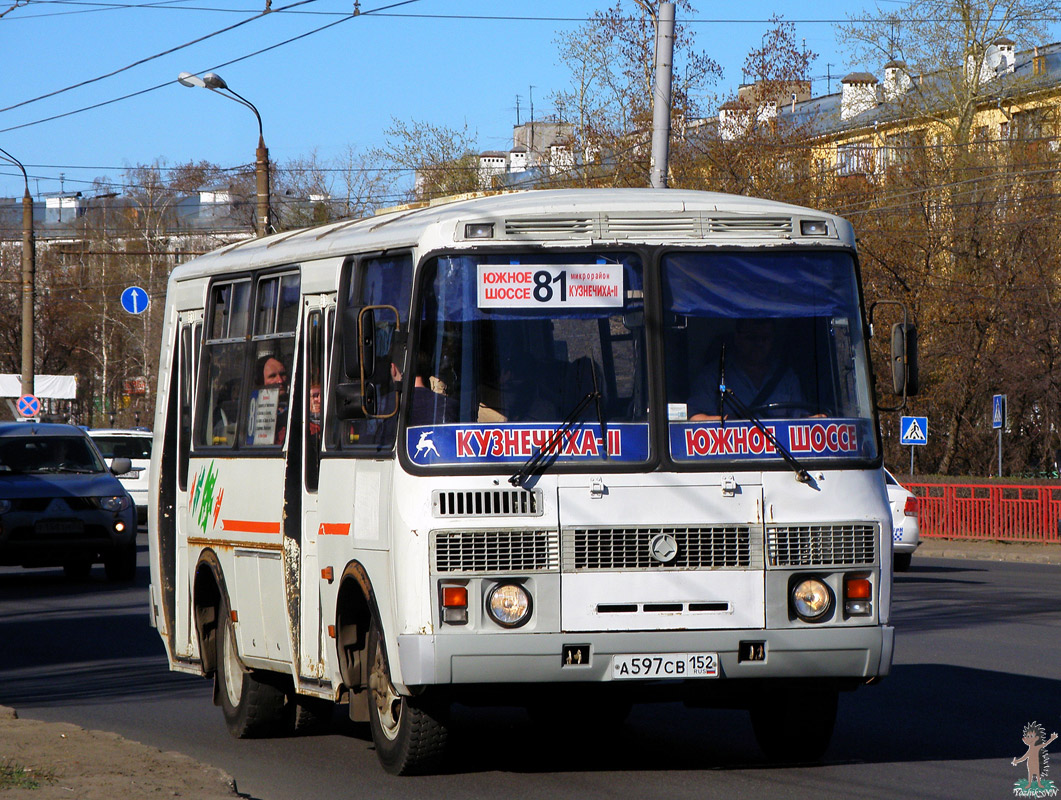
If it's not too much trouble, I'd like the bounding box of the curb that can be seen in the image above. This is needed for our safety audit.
[915,539,1061,566]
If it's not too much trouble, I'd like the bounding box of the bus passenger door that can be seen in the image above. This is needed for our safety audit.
[297,297,332,683]
[174,311,201,658]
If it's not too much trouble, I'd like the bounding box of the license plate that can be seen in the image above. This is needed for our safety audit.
[611,652,719,680]
[35,519,85,536]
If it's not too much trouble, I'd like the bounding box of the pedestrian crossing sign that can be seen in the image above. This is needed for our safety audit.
[992,394,1007,430]
[900,416,928,446]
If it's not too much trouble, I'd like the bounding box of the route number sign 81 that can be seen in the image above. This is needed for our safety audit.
[478,264,623,309]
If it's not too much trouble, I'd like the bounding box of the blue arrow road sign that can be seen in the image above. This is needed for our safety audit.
[121,286,149,315]
[992,394,1007,430]
[17,394,40,418]
[900,415,928,446]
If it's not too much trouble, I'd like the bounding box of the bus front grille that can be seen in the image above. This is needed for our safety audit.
[563,526,757,571]
[766,524,878,567]
[432,529,559,574]
[432,489,542,518]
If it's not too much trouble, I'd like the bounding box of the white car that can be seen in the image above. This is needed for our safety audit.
[884,468,920,571]
[87,429,152,525]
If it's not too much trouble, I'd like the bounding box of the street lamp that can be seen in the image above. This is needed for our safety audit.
[178,71,271,237]
[0,146,36,398]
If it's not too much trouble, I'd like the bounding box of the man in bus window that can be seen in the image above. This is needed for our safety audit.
[688,318,802,421]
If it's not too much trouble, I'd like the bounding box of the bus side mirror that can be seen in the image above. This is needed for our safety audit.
[336,304,400,419]
[890,322,919,396]
[341,306,362,380]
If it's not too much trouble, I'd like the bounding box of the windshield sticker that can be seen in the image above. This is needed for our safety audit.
[407,423,649,466]
[478,264,623,309]
[670,419,872,461]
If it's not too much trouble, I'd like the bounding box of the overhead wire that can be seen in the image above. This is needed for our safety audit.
[0,0,321,115]
[0,0,422,135]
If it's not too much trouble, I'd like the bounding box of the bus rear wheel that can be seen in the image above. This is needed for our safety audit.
[367,622,449,775]
[216,598,287,738]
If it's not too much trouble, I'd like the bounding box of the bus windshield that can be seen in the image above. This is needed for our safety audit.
[662,250,878,465]
[406,252,649,467]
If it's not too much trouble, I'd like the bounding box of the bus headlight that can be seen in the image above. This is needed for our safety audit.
[485,583,532,628]
[791,578,833,622]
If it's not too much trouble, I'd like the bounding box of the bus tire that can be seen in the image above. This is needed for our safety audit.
[749,682,838,763]
[894,553,912,572]
[291,695,334,735]
[216,598,287,738]
[367,621,449,775]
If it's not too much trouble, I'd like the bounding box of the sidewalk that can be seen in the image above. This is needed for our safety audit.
[0,706,241,799]
[915,537,1061,565]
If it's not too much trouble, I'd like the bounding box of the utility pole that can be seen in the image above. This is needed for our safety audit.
[648,2,675,188]
[0,146,37,398]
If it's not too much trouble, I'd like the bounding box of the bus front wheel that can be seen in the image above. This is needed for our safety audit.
[216,598,287,738]
[367,621,449,775]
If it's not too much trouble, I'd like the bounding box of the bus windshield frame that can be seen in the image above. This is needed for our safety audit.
[661,248,880,469]
[399,246,880,474]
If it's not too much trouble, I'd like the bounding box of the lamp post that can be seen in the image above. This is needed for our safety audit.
[0,146,36,398]
[178,71,271,237]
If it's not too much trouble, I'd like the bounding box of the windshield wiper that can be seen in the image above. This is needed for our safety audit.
[718,344,812,485]
[509,389,601,488]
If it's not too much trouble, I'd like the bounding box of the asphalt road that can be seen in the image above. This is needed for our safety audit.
[1,537,1059,800]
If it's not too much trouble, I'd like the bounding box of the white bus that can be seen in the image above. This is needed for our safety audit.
[148,189,916,774]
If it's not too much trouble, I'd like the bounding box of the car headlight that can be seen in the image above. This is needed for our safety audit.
[98,495,132,512]
[485,583,532,628]
[791,578,833,622]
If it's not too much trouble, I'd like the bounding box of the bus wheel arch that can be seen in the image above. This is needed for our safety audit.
[334,561,376,720]
[192,550,225,677]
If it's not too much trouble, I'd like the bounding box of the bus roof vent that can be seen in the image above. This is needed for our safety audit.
[432,488,544,518]
[503,216,595,239]
[706,216,793,236]
[603,215,701,238]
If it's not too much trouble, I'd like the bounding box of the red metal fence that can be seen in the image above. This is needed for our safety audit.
[905,482,1061,542]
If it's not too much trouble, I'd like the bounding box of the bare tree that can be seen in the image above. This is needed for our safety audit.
[683,15,818,202]
[550,0,721,187]
[371,117,480,202]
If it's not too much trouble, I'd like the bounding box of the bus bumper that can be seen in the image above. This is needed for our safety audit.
[396,624,893,689]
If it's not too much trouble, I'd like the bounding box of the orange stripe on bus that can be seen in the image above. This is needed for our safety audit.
[319,523,351,536]
[221,519,282,534]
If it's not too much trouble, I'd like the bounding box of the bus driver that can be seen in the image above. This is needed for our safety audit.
[688,318,803,421]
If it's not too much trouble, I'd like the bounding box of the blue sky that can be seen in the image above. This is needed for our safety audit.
[1,0,1058,200]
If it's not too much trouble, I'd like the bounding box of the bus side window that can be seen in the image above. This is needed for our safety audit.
[195,280,251,448]
[305,309,323,491]
[245,272,300,448]
[178,323,195,489]
[333,254,412,452]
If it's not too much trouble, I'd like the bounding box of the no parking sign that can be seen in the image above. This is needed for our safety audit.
[17,394,40,418]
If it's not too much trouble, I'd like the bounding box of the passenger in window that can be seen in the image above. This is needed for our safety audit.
[392,350,456,426]
[259,355,288,389]
[478,353,558,423]
[688,318,805,421]
[248,353,290,445]
[308,382,322,436]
